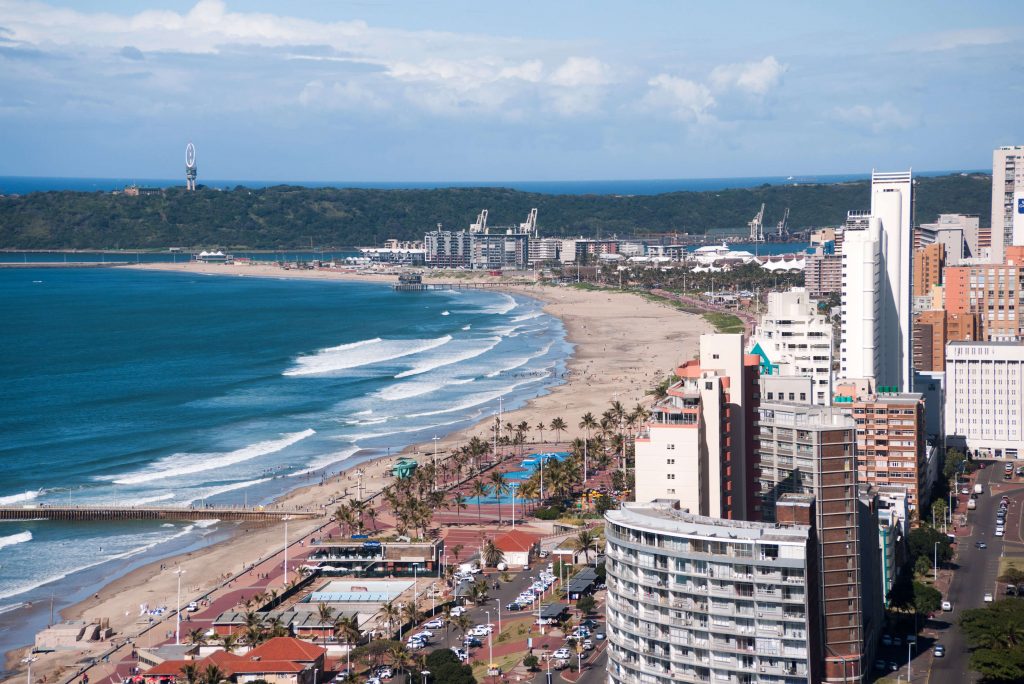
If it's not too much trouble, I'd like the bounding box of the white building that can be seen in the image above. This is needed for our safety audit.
[944,341,1024,459]
[917,213,980,264]
[749,287,833,405]
[634,334,758,520]
[605,499,817,684]
[528,237,561,265]
[840,170,914,392]
[991,145,1024,262]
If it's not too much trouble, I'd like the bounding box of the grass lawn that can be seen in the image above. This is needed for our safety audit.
[998,555,1024,575]
[702,311,745,333]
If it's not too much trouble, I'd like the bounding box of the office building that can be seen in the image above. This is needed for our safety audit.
[916,213,980,264]
[944,246,1024,342]
[991,145,1024,262]
[840,171,914,392]
[945,341,1024,458]
[604,499,820,684]
[912,243,944,299]
[634,334,760,520]
[749,287,833,405]
[471,232,529,270]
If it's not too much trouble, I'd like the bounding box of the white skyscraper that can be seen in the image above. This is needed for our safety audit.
[991,145,1024,263]
[839,171,913,392]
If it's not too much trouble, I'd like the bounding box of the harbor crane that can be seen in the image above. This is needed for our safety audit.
[748,203,766,242]
[519,208,538,237]
[470,209,489,233]
[776,207,790,240]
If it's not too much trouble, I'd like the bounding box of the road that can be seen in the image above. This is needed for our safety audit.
[930,463,1023,683]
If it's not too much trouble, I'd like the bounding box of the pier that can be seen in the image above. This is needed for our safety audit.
[393,280,534,291]
[0,505,321,522]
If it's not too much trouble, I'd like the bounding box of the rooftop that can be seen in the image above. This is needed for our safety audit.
[608,501,810,543]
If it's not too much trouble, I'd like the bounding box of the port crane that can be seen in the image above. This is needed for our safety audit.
[519,208,538,237]
[748,203,766,242]
[776,207,790,240]
[470,209,489,233]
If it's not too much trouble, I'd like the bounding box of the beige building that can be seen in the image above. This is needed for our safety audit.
[991,145,1024,262]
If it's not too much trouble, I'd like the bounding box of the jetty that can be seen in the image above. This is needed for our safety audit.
[0,505,321,522]
[393,274,534,291]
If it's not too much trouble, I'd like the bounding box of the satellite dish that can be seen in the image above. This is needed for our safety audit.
[185,142,196,168]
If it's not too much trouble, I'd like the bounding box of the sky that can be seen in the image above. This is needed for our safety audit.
[0,0,1022,182]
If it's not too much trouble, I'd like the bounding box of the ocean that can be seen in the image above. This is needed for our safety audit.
[0,267,569,659]
[0,170,978,196]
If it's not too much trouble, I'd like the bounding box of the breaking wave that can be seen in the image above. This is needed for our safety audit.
[284,336,453,376]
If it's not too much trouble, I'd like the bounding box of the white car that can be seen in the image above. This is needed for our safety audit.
[415,629,435,638]
[942,601,952,611]
[450,606,466,617]
[187,601,199,612]
[424,618,444,629]
[552,648,571,660]
[996,528,1005,537]
[471,626,491,637]
[984,592,994,602]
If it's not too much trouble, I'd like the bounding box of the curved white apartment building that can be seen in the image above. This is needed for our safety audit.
[605,501,819,684]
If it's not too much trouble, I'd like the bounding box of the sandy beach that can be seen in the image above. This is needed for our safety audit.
[2,261,711,683]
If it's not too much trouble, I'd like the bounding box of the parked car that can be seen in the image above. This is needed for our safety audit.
[187,601,199,612]
[506,602,521,611]
[934,645,945,658]
[977,541,988,549]
[463,637,482,648]
[424,618,444,629]
[582,639,594,651]
[450,606,466,617]
[375,667,393,680]
[594,632,606,641]
[552,648,571,659]
[942,600,952,611]
[331,670,350,682]
[984,592,994,602]
[961,486,971,495]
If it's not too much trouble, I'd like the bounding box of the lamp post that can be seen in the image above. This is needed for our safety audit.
[283,516,292,588]
[313,668,318,684]
[510,483,518,529]
[413,563,420,617]
[175,568,185,645]
[22,656,37,684]
[485,610,493,679]
[907,641,912,682]
[933,542,939,581]
[432,436,440,490]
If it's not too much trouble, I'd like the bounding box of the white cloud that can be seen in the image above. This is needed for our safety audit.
[643,74,715,123]
[831,102,915,133]
[549,57,611,87]
[901,27,1014,52]
[298,79,388,111]
[709,56,785,95]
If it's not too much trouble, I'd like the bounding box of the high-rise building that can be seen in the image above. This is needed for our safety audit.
[944,246,1024,341]
[634,334,760,519]
[423,226,472,268]
[804,228,844,298]
[604,499,820,684]
[912,243,944,299]
[945,341,1024,459]
[749,288,833,405]
[756,402,879,682]
[991,145,1024,262]
[916,213,980,264]
[840,171,914,392]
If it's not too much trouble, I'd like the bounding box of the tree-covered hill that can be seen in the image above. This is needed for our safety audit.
[0,173,991,250]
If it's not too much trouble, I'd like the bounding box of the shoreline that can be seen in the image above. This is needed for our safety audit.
[1,262,712,682]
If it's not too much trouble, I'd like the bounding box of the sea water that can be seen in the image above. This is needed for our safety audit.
[0,267,569,659]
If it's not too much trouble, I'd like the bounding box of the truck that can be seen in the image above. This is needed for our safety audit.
[975,484,984,495]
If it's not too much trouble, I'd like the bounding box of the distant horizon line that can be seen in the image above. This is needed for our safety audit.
[0,168,988,185]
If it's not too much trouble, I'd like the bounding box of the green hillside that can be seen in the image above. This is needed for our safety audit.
[0,173,991,250]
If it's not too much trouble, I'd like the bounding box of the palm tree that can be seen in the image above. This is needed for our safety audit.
[517,421,530,455]
[201,664,226,684]
[243,623,265,648]
[536,421,546,444]
[317,603,336,644]
[482,538,505,568]
[550,417,567,444]
[518,479,539,512]
[379,601,402,639]
[366,506,379,531]
[333,615,361,673]
[180,663,201,684]
[266,616,288,638]
[450,492,468,520]
[470,480,489,521]
[187,628,208,647]
[571,529,600,565]
[400,600,420,629]
[217,632,239,654]
[387,642,415,682]
[489,470,509,524]
[453,614,472,642]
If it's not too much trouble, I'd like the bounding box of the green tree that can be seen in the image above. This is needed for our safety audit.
[571,528,601,564]
[961,598,1024,681]
[913,581,942,616]
[523,655,539,671]
[594,494,616,515]
[999,566,1024,588]
[179,663,201,684]
[944,448,967,481]
[550,417,567,444]
[576,594,596,615]
[470,480,489,521]
[907,526,953,565]
[425,648,476,684]
[482,539,505,568]
[915,555,933,578]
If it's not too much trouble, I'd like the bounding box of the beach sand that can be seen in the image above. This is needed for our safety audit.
[2,262,711,682]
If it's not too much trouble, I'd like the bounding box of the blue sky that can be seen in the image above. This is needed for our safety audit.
[0,0,1021,181]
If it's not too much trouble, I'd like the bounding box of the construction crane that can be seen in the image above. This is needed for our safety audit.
[518,208,538,237]
[776,207,790,240]
[470,209,489,233]
[748,203,766,242]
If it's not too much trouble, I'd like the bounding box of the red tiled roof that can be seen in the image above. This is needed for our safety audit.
[229,660,306,674]
[142,660,192,678]
[246,637,325,663]
[494,529,539,553]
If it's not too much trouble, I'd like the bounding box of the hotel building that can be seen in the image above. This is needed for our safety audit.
[945,341,1024,459]
[424,226,472,268]
[634,334,760,520]
[749,288,833,405]
[605,498,820,684]
[839,171,914,392]
[991,145,1024,262]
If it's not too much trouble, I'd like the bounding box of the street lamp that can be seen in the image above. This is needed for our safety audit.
[22,656,37,684]
[413,563,420,616]
[907,641,912,682]
[175,568,186,645]
[485,610,494,679]
[283,515,292,588]
[510,483,518,529]
[432,436,440,490]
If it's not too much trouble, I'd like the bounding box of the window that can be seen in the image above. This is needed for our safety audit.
[667,458,676,465]
[667,474,676,480]
[667,444,676,450]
